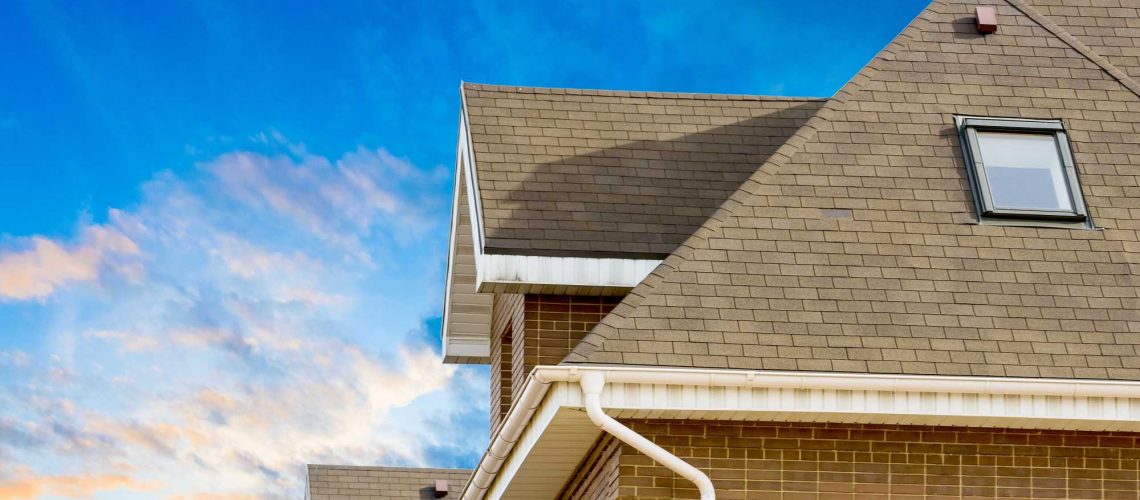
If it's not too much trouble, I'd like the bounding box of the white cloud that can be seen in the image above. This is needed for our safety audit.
[202,145,440,256]
[0,143,475,499]
[85,330,161,353]
[0,225,139,300]
[0,350,31,367]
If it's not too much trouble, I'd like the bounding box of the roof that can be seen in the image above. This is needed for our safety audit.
[306,465,471,500]
[566,0,1140,380]
[1024,0,1140,84]
[463,83,826,257]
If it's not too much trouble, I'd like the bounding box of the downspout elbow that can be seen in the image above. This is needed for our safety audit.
[579,372,716,500]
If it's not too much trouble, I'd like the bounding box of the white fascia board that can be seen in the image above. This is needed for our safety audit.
[442,86,492,363]
[440,116,470,363]
[476,254,661,290]
[467,365,1140,499]
[458,84,485,254]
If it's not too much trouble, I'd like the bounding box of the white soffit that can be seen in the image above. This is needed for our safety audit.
[487,404,600,500]
[441,106,492,364]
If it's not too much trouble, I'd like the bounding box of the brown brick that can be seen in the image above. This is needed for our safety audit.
[560,421,1140,500]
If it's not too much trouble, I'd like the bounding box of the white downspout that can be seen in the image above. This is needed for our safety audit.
[579,371,716,500]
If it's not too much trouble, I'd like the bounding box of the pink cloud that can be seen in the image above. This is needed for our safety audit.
[0,468,162,500]
[85,330,161,353]
[0,225,139,300]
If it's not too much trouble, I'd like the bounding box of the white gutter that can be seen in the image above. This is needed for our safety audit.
[462,365,1140,499]
[465,377,552,497]
[579,371,716,500]
[549,365,1140,399]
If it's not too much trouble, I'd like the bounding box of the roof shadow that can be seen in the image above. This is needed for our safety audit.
[473,100,825,258]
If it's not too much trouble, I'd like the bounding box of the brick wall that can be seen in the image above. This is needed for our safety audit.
[522,295,623,369]
[491,294,622,430]
[488,325,512,435]
[490,294,523,434]
[559,433,620,499]
[559,420,1140,500]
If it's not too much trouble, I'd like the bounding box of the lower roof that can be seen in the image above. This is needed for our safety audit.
[306,465,471,499]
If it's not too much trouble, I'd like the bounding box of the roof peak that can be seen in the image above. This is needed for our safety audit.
[461,81,827,102]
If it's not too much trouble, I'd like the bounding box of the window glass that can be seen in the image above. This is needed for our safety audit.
[975,131,1072,212]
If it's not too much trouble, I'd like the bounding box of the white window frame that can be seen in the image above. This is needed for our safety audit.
[956,116,1088,223]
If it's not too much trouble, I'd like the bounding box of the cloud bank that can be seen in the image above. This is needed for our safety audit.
[0,143,486,498]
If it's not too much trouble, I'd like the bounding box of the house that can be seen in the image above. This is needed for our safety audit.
[312,0,1140,498]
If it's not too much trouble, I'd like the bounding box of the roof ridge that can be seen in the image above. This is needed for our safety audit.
[461,81,828,102]
[1006,0,1140,100]
[306,464,472,472]
[563,1,941,364]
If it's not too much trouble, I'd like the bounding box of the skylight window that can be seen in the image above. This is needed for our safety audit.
[957,117,1087,222]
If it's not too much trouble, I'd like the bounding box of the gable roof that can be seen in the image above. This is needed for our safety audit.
[462,83,825,257]
[566,0,1140,381]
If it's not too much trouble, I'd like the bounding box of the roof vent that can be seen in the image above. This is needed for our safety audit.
[434,479,449,498]
[976,6,997,34]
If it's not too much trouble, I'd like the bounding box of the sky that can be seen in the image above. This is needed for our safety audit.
[0,0,928,498]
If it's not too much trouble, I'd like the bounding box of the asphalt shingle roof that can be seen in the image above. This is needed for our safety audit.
[463,84,825,257]
[306,465,471,500]
[1025,0,1140,84]
[565,0,1140,380]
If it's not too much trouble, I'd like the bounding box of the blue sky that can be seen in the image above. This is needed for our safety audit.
[0,1,927,498]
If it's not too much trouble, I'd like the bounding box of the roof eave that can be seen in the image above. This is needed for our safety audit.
[441,86,493,364]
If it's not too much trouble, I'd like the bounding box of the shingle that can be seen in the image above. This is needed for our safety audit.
[464,83,827,257]
[1023,0,1140,86]
[305,465,471,499]
[565,0,1140,381]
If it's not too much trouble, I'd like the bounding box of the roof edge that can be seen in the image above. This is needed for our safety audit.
[441,84,493,364]
[563,0,937,364]
[306,464,473,473]
[1006,0,1140,100]
[458,83,486,254]
[461,81,829,101]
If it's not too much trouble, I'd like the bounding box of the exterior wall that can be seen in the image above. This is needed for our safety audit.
[490,293,622,432]
[561,420,1140,500]
[488,325,512,435]
[522,295,623,370]
[559,433,620,500]
[490,294,523,434]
